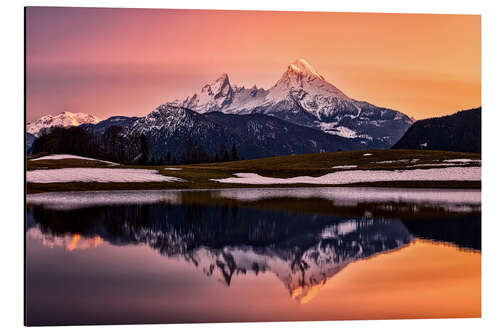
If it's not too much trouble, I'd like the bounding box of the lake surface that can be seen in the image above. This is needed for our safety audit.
[26,188,481,326]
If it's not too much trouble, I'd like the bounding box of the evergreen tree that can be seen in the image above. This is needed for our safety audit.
[166,151,172,163]
[182,139,195,164]
[231,144,239,161]
[220,144,229,162]
[139,134,149,165]
[181,140,211,164]
[150,157,156,165]
[158,157,164,165]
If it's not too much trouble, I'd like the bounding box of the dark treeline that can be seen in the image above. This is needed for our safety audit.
[32,126,139,164]
[392,107,481,153]
[31,126,240,165]
[32,127,96,158]
[150,140,239,165]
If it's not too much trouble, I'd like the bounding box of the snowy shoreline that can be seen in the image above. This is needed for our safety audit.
[211,167,481,185]
[26,187,481,212]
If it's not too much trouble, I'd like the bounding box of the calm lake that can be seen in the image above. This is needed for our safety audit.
[26,187,481,326]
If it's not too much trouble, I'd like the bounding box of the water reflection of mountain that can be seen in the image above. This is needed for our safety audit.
[26,201,479,302]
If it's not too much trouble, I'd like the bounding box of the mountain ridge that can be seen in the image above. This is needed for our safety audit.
[125,103,366,160]
[27,59,420,159]
[392,107,481,153]
[171,59,413,146]
[27,111,99,137]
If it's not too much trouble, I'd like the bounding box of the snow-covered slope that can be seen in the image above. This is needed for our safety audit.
[262,58,354,118]
[27,111,100,137]
[125,103,364,160]
[175,74,236,113]
[126,104,232,160]
[129,104,218,137]
[172,59,413,147]
[80,115,139,135]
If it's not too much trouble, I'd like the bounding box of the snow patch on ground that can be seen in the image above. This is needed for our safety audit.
[164,167,182,171]
[371,158,480,168]
[362,153,373,156]
[375,159,410,164]
[27,168,184,183]
[331,165,357,169]
[211,167,481,185]
[406,163,457,168]
[443,159,481,163]
[31,154,119,166]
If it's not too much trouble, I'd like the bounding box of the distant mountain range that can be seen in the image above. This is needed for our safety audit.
[27,111,100,137]
[392,107,481,153]
[79,116,139,135]
[172,59,413,146]
[124,104,365,160]
[26,59,421,160]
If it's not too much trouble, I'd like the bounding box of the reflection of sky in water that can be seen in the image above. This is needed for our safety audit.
[26,188,481,325]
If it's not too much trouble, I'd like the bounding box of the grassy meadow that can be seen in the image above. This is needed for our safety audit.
[26,149,481,193]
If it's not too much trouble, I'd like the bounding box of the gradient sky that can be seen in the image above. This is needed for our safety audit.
[26,7,481,122]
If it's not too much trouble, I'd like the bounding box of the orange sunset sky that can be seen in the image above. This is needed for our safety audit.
[26,7,481,122]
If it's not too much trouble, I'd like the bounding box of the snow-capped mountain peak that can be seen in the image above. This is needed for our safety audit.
[288,58,324,80]
[175,73,235,113]
[269,58,349,102]
[153,58,412,147]
[201,73,231,97]
[27,111,100,137]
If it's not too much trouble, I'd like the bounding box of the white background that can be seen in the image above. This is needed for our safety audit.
[1,0,499,332]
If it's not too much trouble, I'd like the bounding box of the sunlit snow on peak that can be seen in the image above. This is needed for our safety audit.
[26,111,100,137]
[289,58,323,78]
